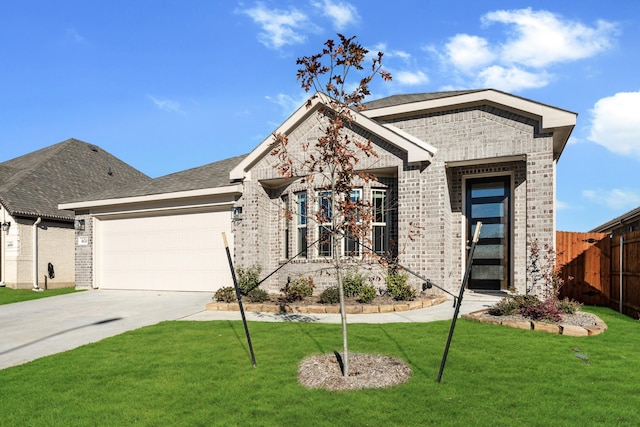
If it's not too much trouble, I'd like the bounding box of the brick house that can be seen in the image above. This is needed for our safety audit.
[229,89,576,294]
[61,89,576,295]
[0,139,149,289]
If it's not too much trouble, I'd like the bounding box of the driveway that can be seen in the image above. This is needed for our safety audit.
[0,289,501,370]
[0,290,211,370]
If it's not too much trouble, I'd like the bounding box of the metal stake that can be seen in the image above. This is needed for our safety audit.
[437,221,482,383]
[222,232,257,368]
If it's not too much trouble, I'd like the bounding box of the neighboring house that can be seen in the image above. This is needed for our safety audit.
[0,139,149,289]
[590,206,640,236]
[61,89,576,295]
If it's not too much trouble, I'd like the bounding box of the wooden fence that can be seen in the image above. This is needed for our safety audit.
[557,230,640,319]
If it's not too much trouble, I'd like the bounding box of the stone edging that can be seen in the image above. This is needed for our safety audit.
[462,309,608,337]
[206,294,447,314]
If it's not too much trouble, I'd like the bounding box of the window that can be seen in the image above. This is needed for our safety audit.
[318,191,333,257]
[344,189,361,256]
[296,192,307,258]
[372,189,388,255]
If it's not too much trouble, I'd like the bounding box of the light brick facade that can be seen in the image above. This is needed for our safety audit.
[231,92,575,295]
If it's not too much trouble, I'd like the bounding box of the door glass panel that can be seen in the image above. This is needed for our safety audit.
[472,203,504,218]
[471,265,504,280]
[474,245,504,260]
[471,182,505,198]
[474,223,504,239]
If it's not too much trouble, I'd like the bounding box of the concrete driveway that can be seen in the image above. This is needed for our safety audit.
[0,289,501,370]
[0,290,212,370]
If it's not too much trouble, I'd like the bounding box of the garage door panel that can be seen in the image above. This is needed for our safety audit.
[97,210,233,292]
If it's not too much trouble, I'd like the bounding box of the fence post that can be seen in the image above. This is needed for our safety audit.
[619,235,624,313]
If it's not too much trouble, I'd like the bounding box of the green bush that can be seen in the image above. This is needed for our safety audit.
[236,264,269,302]
[556,297,583,314]
[384,269,416,301]
[318,286,340,304]
[488,294,540,316]
[358,284,377,304]
[280,277,314,302]
[343,270,366,297]
[214,286,236,303]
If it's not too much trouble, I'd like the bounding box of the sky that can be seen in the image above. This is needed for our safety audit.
[1,1,639,232]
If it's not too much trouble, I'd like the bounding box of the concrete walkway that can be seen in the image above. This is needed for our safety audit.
[0,289,501,370]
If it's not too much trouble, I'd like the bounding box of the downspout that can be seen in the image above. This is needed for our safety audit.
[0,210,5,287]
[33,217,43,292]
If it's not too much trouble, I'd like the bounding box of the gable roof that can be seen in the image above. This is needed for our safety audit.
[362,89,577,160]
[0,139,150,221]
[59,154,247,210]
[230,92,438,181]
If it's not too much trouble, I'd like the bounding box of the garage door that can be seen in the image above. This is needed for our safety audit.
[95,209,233,292]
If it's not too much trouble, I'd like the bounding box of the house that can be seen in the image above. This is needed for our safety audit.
[0,139,149,289]
[61,89,576,295]
[590,206,640,236]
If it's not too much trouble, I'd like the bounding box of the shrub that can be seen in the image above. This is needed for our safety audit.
[488,294,540,316]
[281,276,314,302]
[384,269,416,301]
[214,286,236,303]
[318,286,340,304]
[358,284,377,304]
[343,270,366,297]
[556,297,583,314]
[236,264,269,303]
[519,298,562,323]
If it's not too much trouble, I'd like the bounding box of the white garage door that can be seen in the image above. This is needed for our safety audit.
[95,209,233,292]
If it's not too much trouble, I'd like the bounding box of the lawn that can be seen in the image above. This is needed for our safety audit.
[0,307,638,426]
[0,286,80,305]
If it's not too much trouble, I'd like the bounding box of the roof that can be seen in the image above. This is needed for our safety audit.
[590,206,640,233]
[230,92,438,181]
[59,153,247,210]
[362,89,577,160]
[362,90,484,110]
[0,139,150,221]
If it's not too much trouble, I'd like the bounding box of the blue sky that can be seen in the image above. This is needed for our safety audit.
[1,1,638,232]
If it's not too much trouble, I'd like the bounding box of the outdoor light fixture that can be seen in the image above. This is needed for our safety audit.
[1,221,10,232]
[74,219,85,231]
[231,206,243,222]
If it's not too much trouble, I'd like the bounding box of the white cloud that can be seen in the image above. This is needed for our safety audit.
[440,8,617,92]
[241,4,309,49]
[394,70,429,86]
[476,65,550,92]
[65,28,85,44]
[147,95,185,115]
[482,8,617,68]
[313,0,359,30]
[583,188,640,210]
[445,34,495,71]
[588,91,640,159]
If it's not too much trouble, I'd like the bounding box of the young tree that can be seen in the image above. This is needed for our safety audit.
[271,34,391,376]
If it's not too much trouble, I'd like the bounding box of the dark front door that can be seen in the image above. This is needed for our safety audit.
[466,176,510,290]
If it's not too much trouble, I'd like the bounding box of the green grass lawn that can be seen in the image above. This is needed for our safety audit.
[0,286,80,305]
[1,306,638,426]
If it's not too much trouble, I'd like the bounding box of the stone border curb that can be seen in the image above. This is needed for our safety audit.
[206,294,447,314]
[462,309,608,336]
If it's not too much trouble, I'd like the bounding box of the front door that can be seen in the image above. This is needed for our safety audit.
[466,176,510,290]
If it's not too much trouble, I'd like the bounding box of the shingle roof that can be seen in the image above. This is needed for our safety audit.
[363,90,485,110]
[69,153,248,202]
[0,139,150,221]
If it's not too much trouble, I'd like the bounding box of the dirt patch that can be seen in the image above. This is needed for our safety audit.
[298,352,412,391]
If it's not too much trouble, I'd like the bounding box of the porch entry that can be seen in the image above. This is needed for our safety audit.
[466,176,510,290]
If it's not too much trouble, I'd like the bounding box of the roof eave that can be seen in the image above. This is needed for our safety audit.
[59,184,243,211]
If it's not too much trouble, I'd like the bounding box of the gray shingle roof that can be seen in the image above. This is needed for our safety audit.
[363,90,485,110]
[71,153,248,202]
[0,139,150,221]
